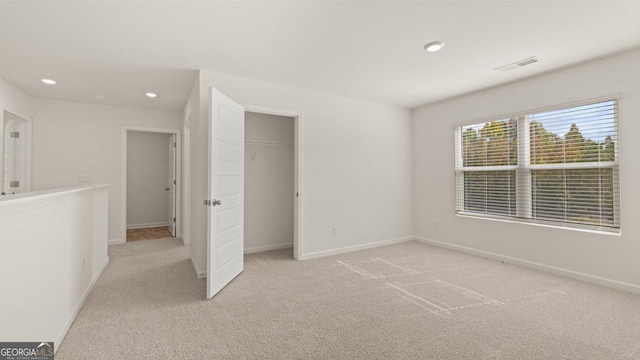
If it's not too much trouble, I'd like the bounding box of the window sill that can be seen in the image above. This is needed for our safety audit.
[455,212,621,237]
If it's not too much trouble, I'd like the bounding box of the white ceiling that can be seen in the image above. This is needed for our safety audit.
[0,1,638,112]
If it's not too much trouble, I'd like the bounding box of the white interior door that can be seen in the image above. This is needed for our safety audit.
[168,134,176,237]
[206,87,245,299]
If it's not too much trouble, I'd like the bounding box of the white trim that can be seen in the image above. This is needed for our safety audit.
[24,115,32,192]
[243,104,304,261]
[516,115,532,219]
[121,126,182,249]
[126,222,170,230]
[295,114,303,261]
[413,236,640,295]
[191,255,206,278]
[0,184,109,218]
[243,104,299,118]
[454,93,622,128]
[457,162,618,173]
[244,243,293,254]
[457,165,518,172]
[528,162,618,170]
[181,121,191,246]
[108,238,125,245]
[455,213,621,236]
[54,257,109,354]
[299,236,413,260]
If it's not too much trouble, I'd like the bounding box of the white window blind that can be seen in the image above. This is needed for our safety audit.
[455,99,619,231]
[457,119,518,217]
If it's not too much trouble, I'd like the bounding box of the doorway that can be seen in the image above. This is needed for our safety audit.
[205,87,303,299]
[244,111,295,256]
[242,105,303,261]
[0,111,31,196]
[121,126,181,243]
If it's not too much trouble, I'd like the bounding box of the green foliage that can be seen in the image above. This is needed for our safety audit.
[462,120,617,227]
[463,119,615,165]
[529,121,615,164]
[532,168,614,226]
[529,122,616,226]
[464,171,516,216]
[462,118,517,167]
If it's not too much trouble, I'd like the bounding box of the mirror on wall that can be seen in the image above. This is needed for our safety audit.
[1,111,29,196]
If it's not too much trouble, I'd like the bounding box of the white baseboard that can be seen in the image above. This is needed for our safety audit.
[108,238,125,245]
[190,256,206,279]
[55,257,109,354]
[300,236,413,260]
[414,236,640,295]
[245,242,293,254]
[126,222,169,230]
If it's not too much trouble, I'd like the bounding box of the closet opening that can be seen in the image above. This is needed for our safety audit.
[244,110,299,258]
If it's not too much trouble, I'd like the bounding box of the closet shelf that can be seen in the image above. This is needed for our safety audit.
[245,139,293,146]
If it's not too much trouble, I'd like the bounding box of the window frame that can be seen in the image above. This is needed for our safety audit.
[454,94,621,233]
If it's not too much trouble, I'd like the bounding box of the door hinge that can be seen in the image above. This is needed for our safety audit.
[173,217,176,222]
[9,181,20,188]
[174,142,176,147]
[296,192,299,197]
[10,132,20,139]
[173,179,176,185]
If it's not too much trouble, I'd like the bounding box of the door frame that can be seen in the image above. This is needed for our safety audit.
[168,133,177,237]
[243,104,303,260]
[119,126,182,245]
[182,116,191,246]
[0,109,32,194]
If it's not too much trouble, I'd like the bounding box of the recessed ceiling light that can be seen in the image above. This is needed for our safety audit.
[146,92,157,98]
[94,94,106,100]
[424,41,445,52]
[41,78,57,85]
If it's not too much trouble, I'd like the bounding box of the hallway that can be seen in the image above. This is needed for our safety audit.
[56,238,205,358]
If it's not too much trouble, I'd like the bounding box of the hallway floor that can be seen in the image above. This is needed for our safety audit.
[126,226,172,241]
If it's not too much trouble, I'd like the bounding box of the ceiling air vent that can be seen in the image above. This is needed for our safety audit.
[495,56,540,72]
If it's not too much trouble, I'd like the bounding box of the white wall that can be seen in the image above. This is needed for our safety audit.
[188,70,413,273]
[31,99,182,242]
[126,131,172,228]
[0,185,109,351]
[0,76,32,121]
[244,112,294,253]
[413,49,640,291]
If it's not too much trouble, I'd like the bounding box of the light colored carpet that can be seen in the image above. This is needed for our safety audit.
[56,238,640,359]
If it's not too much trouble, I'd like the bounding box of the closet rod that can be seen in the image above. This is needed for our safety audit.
[244,139,293,146]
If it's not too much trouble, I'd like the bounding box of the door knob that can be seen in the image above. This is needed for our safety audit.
[203,199,222,206]
[165,188,170,191]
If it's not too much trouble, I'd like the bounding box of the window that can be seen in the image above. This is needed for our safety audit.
[455,99,619,231]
